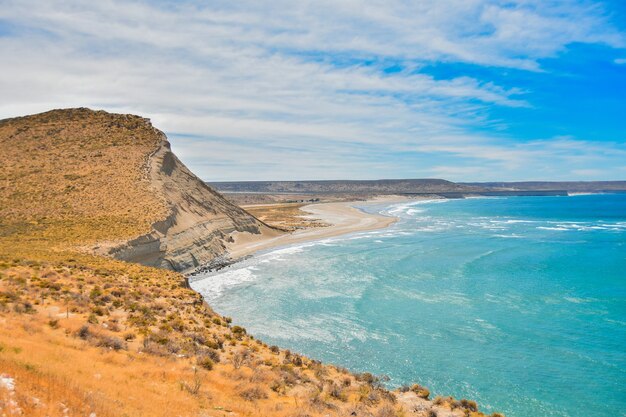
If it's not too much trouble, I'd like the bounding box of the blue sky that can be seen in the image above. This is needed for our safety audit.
[0,0,625,181]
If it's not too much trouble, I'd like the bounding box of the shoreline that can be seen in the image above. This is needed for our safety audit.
[223,195,420,262]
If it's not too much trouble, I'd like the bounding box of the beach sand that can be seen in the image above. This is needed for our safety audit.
[226,195,415,259]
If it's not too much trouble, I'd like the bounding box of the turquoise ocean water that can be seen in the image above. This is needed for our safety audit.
[191,194,626,417]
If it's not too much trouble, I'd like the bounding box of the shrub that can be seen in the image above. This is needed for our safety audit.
[232,325,246,336]
[141,340,169,356]
[291,355,303,367]
[97,336,126,350]
[460,399,478,412]
[270,380,286,394]
[198,347,220,363]
[433,396,448,406]
[376,405,398,417]
[197,356,214,371]
[367,389,381,404]
[78,324,90,339]
[239,386,268,401]
[270,345,280,354]
[205,339,220,349]
[326,382,345,401]
[357,372,375,384]
[308,390,337,411]
[48,318,59,329]
[123,332,136,341]
[410,383,430,399]
[181,368,202,396]
[232,349,251,369]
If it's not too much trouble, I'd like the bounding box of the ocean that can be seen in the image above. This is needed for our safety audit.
[190,194,626,417]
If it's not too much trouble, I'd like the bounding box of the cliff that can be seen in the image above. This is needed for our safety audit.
[0,108,276,272]
[106,130,277,271]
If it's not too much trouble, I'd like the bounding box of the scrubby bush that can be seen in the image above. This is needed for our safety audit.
[180,368,202,396]
[326,382,345,401]
[291,354,303,367]
[232,350,250,369]
[270,379,286,394]
[231,325,246,337]
[239,386,267,401]
[410,383,430,399]
[460,399,478,412]
[97,335,126,350]
[357,372,375,384]
[78,324,90,339]
[376,405,398,417]
[197,356,214,371]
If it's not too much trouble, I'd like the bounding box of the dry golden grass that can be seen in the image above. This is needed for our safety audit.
[0,109,500,417]
[244,203,329,231]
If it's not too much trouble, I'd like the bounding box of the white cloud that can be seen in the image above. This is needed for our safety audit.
[0,0,624,181]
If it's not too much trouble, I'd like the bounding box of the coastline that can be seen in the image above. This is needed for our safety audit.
[224,195,419,261]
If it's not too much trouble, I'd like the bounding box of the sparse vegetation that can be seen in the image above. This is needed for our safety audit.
[411,383,430,399]
[244,203,330,231]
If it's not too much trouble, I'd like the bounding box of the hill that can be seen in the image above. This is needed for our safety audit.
[210,179,483,194]
[463,181,626,192]
[0,108,274,272]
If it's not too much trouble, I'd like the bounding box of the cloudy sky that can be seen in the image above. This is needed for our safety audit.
[1,0,625,181]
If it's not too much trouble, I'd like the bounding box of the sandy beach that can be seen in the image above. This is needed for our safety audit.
[226,197,410,259]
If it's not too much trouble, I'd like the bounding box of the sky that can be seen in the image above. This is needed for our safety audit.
[0,0,625,181]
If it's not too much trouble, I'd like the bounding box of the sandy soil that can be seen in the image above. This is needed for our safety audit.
[227,195,416,259]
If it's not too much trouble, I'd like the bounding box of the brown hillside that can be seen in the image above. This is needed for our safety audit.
[0,108,275,272]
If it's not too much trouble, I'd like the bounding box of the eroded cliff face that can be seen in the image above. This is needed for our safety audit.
[108,131,274,272]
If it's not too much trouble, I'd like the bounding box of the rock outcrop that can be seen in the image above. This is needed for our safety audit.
[109,131,274,271]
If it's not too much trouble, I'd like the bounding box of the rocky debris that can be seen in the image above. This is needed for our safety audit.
[187,255,251,277]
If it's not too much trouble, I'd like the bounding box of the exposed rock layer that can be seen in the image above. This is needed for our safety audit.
[109,133,272,271]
